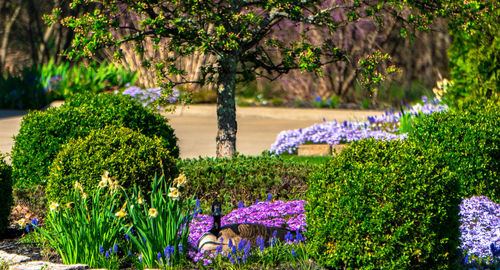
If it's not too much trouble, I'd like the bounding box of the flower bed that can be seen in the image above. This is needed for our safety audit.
[187,196,500,267]
[270,97,447,155]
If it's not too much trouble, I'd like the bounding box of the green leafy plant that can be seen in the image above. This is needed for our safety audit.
[306,139,462,269]
[408,100,500,203]
[35,180,125,268]
[0,153,13,235]
[45,126,178,204]
[328,95,341,109]
[398,111,424,134]
[0,66,48,109]
[39,58,138,100]
[178,153,312,213]
[124,173,195,268]
[11,93,178,190]
[446,0,499,107]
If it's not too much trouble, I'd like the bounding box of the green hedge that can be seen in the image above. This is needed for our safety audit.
[11,93,178,189]
[45,126,178,204]
[408,100,499,203]
[178,153,313,213]
[0,154,13,235]
[306,139,461,269]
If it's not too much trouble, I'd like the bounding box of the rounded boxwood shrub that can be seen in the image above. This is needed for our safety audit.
[408,100,499,203]
[306,139,462,269]
[11,93,178,189]
[45,126,178,204]
[0,154,13,235]
[178,153,313,212]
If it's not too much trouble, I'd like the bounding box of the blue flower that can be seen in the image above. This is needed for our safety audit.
[164,246,170,258]
[238,201,244,208]
[315,96,322,102]
[238,239,245,251]
[31,218,38,226]
[105,250,110,259]
[215,244,223,255]
[178,244,183,254]
[125,234,130,241]
[157,252,161,262]
[128,250,131,256]
[291,249,296,257]
[113,244,118,253]
[99,246,104,255]
[228,238,233,249]
[257,237,265,251]
[267,193,272,201]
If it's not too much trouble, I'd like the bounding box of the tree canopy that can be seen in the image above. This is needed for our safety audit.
[46,0,492,157]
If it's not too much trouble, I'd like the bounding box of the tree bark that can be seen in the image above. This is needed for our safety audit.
[216,54,238,158]
[0,4,22,72]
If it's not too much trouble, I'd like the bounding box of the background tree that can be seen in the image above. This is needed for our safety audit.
[47,0,464,158]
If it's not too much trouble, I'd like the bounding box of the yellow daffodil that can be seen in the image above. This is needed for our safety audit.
[49,202,59,211]
[17,218,27,227]
[148,208,158,218]
[109,180,121,193]
[137,193,144,204]
[81,192,88,200]
[101,171,111,183]
[74,181,83,191]
[173,174,188,188]
[115,209,127,218]
[65,202,74,209]
[168,187,180,200]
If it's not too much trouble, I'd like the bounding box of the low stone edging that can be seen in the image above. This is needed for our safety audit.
[0,250,88,270]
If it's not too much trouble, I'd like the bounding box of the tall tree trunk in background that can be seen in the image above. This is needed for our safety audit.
[216,54,238,158]
[0,4,21,72]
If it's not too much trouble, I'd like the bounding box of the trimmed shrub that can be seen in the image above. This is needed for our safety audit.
[408,100,500,203]
[0,154,13,235]
[306,139,462,269]
[45,126,178,204]
[11,93,178,189]
[178,153,313,212]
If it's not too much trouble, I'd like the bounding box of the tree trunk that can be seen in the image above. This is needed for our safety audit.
[0,4,22,72]
[216,55,238,158]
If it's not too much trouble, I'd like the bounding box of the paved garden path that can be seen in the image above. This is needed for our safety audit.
[0,102,383,161]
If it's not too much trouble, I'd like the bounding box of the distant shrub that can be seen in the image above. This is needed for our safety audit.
[408,100,500,203]
[45,126,178,204]
[0,154,13,235]
[306,139,462,269]
[178,153,312,212]
[11,93,178,189]
[0,67,48,109]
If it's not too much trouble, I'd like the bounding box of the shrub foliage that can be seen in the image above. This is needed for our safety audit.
[0,154,13,235]
[178,153,312,212]
[409,100,500,203]
[11,93,178,188]
[45,126,178,204]
[306,139,462,269]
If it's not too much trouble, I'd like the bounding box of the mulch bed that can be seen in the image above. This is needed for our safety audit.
[0,204,62,264]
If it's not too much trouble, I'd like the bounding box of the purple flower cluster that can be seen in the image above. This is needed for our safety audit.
[121,86,179,109]
[188,200,307,253]
[459,196,500,262]
[270,121,407,154]
[270,97,447,155]
[187,196,499,266]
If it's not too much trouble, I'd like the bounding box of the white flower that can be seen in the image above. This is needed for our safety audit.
[168,187,180,200]
[173,174,188,188]
[49,202,59,211]
[148,208,158,218]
